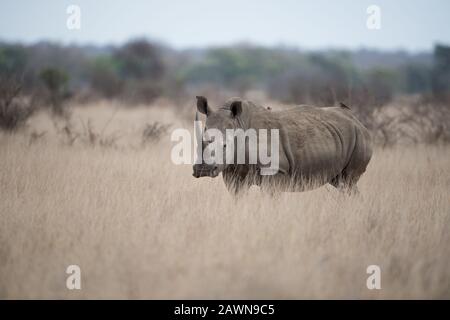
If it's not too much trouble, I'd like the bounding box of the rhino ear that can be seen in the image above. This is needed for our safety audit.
[230,100,242,117]
[196,96,210,115]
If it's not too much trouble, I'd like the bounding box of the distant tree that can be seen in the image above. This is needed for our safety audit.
[180,46,298,95]
[90,56,123,98]
[0,77,35,131]
[39,67,69,116]
[0,45,27,77]
[268,52,360,105]
[364,68,400,106]
[402,63,431,94]
[431,44,450,102]
[113,39,166,103]
[115,39,165,80]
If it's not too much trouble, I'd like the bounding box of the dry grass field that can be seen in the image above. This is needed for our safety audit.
[1,103,449,299]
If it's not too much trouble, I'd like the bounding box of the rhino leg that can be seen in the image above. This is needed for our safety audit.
[222,170,250,196]
[330,174,360,195]
[329,153,366,194]
[224,177,246,196]
[259,175,285,197]
[329,130,371,194]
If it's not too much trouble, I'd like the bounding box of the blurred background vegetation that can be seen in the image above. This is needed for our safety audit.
[1,39,449,144]
[2,39,449,105]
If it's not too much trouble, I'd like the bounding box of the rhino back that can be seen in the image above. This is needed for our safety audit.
[250,105,370,180]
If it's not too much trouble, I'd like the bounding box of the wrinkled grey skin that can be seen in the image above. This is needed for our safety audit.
[193,96,372,195]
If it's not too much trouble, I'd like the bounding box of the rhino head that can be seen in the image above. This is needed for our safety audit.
[193,96,243,178]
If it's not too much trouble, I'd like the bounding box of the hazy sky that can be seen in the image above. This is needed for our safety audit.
[1,0,449,51]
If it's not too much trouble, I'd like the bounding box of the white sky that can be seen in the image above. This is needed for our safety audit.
[1,0,449,51]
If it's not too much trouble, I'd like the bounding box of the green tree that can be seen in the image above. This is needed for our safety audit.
[431,44,450,101]
[114,39,165,80]
[39,67,69,116]
[0,45,27,76]
[364,68,400,106]
[90,56,123,98]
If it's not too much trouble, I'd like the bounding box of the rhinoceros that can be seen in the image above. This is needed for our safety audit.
[193,96,372,195]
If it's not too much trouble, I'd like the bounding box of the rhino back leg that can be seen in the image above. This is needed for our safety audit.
[329,128,372,193]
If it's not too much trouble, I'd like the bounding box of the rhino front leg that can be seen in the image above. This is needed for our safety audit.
[259,172,292,195]
[329,174,360,195]
[222,172,249,196]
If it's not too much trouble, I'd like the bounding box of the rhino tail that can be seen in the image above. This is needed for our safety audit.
[339,102,351,110]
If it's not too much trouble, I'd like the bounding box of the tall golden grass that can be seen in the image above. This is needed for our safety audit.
[0,104,449,299]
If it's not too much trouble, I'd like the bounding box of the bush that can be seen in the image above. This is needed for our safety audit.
[89,56,123,98]
[142,122,171,145]
[0,78,35,131]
